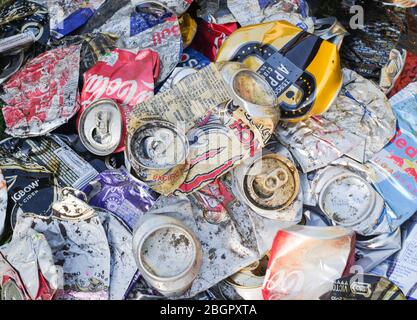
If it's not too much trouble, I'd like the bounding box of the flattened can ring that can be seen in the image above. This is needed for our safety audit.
[127,119,190,195]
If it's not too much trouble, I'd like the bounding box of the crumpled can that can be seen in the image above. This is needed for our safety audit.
[82,168,159,230]
[0,170,6,239]
[262,225,356,300]
[15,189,111,300]
[216,20,343,122]
[1,45,82,138]
[96,207,138,300]
[178,47,211,70]
[133,0,194,16]
[367,82,417,233]
[95,1,183,84]
[178,12,197,48]
[0,220,63,300]
[195,0,237,24]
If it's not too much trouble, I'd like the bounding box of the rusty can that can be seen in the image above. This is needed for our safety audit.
[78,99,124,157]
[127,119,190,195]
[132,214,202,297]
[233,152,300,220]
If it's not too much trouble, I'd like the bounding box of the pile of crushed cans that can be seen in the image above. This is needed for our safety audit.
[0,0,417,301]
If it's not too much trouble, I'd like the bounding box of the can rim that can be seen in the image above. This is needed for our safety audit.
[78,99,122,157]
[318,172,376,228]
[136,222,199,282]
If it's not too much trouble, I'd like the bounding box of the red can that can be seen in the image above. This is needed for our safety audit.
[79,48,161,153]
[192,20,238,61]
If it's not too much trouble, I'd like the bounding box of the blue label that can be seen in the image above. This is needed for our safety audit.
[178,48,210,70]
[52,8,95,39]
[130,11,172,37]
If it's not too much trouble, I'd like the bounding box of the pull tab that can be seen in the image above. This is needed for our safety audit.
[143,128,174,159]
[255,168,289,194]
[93,111,111,144]
[52,188,95,221]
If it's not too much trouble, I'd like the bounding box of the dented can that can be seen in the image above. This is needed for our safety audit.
[132,214,203,297]
[78,99,124,156]
[127,119,190,195]
[233,152,300,220]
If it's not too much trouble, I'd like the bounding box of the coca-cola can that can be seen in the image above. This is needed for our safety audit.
[127,119,190,195]
[78,99,124,156]
[132,214,203,297]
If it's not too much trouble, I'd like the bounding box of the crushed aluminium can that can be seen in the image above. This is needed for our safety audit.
[178,47,211,70]
[96,207,138,300]
[132,214,203,297]
[0,170,6,238]
[16,188,111,300]
[216,20,343,122]
[320,274,406,300]
[178,12,197,48]
[1,45,82,138]
[133,0,194,16]
[78,99,124,157]
[47,0,106,39]
[262,225,356,300]
[127,119,190,195]
[232,151,300,221]
[82,168,159,230]
[0,222,63,300]
[96,0,182,84]
[310,158,388,236]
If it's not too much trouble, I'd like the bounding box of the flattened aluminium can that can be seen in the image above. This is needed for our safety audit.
[132,214,203,297]
[127,119,190,195]
[233,152,300,220]
[78,99,123,157]
[311,163,386,236]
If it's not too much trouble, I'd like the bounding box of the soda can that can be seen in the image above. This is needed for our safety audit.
[178,12,197,48]
[311,162,387,236]
[78,99,124,157]
[233,152,300,221]
[0,32,35,55]
[1,278,25,300]
[127,119,190,195]
[132,214,203,297]
[96,0,182,84]
[0,169,6,238]
[158,67,198,93]
[226,254,269,300]
[313,17,348,50]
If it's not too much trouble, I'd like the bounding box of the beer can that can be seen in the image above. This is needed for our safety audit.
[78,99,124,157]
[127,119,190,195]
[226,254,269,300]
[233,152,300,220]
[178,12,197,48]
[132,214,203,297]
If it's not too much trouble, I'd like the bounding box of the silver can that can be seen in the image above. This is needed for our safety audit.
[0,50,24,85]
[78,99,123,157]
[127,119,190,195]
[132,214,203,297]
[233,152,300,220]
[311,163,386,235]
[0,32,35,55]
[218,62,280,143]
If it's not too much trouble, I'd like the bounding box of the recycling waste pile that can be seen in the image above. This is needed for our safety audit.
[1,0,417,301]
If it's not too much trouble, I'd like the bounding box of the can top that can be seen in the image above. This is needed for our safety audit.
[1,279,25,300]
[130,121,189,169]
[318,173,376,227]
[79,99,123,157]
[243,153,300,212]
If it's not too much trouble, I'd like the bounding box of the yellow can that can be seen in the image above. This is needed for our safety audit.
[216,20,343,122]
[179,13,197,49]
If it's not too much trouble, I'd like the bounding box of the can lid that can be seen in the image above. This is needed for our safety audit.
[318,173,376,227]
[130,121,189,169]
[79,99,123,156]
[243,154,300,212]
[1,279,25,300]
